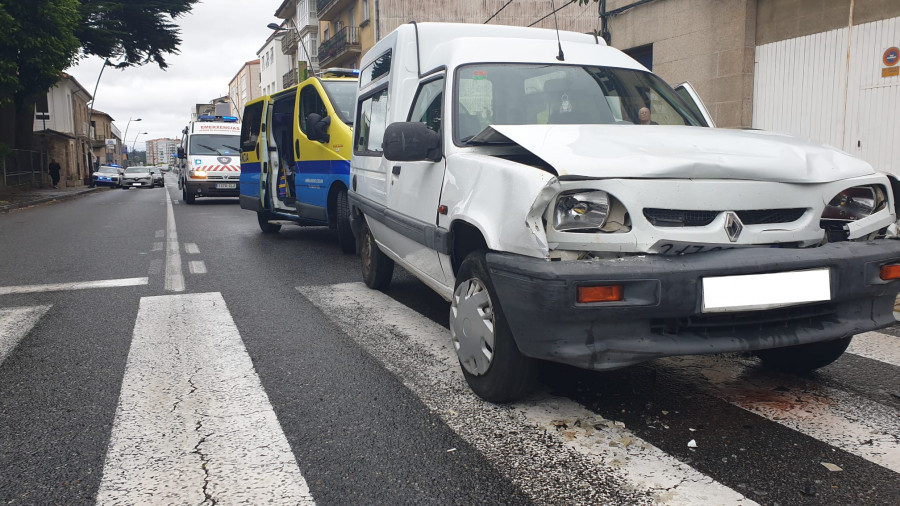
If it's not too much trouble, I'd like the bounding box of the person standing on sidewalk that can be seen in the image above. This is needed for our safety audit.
[48,159,61,189]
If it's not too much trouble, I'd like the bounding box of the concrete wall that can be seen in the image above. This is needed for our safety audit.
[756,0,900,45]
[606,0,757,128]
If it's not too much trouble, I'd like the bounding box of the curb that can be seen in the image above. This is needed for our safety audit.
[0,187,103,214]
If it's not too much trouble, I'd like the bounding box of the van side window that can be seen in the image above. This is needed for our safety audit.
[354,89,389,155]
[240,101,263,148]
[299,85,327,134]
[360,50,392,87]
[408,78,444,133]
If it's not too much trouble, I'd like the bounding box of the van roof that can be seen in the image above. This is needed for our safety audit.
[361,22,642,80]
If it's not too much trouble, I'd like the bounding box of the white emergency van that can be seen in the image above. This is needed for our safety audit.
[176,115,242,204]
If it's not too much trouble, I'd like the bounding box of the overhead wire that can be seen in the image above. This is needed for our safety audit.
[484,0,516,24]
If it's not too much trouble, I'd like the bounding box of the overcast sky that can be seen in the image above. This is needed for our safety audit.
[68,0,282,152]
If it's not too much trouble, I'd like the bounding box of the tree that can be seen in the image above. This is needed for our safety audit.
[0,0,199,151]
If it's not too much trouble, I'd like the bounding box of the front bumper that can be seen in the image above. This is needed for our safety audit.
[486,240,900,371]
[93,178,119,187]
[122,179,152,187]
[185,180,239,197]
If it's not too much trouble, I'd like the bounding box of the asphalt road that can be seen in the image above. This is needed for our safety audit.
[1,177,898,505]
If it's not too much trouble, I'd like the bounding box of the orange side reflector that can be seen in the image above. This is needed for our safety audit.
[577,285,624,303]
[880,264,900,280]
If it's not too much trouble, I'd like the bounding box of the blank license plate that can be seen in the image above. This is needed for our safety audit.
[702,268,830,313]
[132,182,141,186]
[216,183,236,189]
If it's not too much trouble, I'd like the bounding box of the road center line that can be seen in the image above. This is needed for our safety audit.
[164,188,185,292]
[0,278,148,296]
[97,292,314,505]
[0,305,51,365]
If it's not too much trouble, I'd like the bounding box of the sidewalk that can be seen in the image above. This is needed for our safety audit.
[0,185,103,213]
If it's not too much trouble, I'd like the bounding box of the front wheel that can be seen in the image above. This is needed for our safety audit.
[182,184,195,204]
[360,223,393,289]
[755,336,852,372]
[336,190,355,254]
[450,250,537,403]
[257,211,281,233]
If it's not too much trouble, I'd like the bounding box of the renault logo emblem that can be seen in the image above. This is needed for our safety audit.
[724,212,743,242]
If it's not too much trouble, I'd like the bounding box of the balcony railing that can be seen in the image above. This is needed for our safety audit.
[283,69,299,89]
[280,29,298,56]
[318,26,359,67]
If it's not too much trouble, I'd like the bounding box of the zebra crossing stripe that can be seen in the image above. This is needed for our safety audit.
[0,305,51,366]
[97,292,313,505]
[847,331,900,367]
[298,282,755,505]
[0,278,147,296]
[660,355,900,473]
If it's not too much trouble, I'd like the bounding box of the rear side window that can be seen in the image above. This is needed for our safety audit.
[241,101,264,149]
[354,89,389,156]
[360,50,391,87]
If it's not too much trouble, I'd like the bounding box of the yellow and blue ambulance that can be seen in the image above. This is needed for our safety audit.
[239,69,358,253]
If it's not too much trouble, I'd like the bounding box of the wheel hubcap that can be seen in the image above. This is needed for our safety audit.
[450,278,495,376]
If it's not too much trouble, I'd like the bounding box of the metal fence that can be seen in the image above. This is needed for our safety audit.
[1,149,47,191]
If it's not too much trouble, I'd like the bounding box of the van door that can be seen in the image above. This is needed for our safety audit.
[384,76,448,285]
[239,98,268,211]
[293,82,336,221]
[674,81,715,127]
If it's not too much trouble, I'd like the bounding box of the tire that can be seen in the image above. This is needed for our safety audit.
[257,211,281,233]
[183,184,195,204]
[336,190,355,254]
[755,336,852,372]
[360,223,393,289]
[450,250,537,403]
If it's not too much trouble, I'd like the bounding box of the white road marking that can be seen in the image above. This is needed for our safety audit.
[0,305,51,365]
[188,260,207,274]
[151,241,163,252]
[661,355,900,473]
[847,331,900,367]
[298,282,754,505]
[155,230,165,238]
[0,278,148,296]
[97,292,314,505]
[184,243,200,254]
[164,189,185,292]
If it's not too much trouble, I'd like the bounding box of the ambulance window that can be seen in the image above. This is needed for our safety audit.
[354,88,389,156]
[241,102,263,148]
[299,85,327,134]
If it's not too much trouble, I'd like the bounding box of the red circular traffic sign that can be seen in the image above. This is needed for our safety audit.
[884,47,900,67]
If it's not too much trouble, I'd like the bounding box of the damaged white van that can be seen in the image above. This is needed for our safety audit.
[348,22,900,402]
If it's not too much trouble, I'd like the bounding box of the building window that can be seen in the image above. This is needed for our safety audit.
[624,44,653,71]
[363,0,370,22]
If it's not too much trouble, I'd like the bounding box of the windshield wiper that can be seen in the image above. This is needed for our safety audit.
[223,145,240,152]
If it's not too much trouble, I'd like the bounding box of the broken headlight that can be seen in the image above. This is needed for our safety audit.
[820,185,887,241]
[554,190,619,232]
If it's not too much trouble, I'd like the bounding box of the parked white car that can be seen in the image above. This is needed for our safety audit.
[348,22,900,402]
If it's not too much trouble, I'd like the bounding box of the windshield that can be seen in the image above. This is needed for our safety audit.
[455,64,706,143]
[97,166,118,174]
[188,134,241,156]
[321,80,357,125]
[125,167,149,174]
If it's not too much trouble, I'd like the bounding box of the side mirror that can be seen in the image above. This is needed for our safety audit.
[306,113,331,143]
[241,138,256,152]
[177,147,185,159]
[383,122,442,162]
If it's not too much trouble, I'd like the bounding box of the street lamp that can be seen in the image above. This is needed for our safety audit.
[123,117,141,149]
[85,58,114,180]
[131,132,149,159]
[267,22,318,75]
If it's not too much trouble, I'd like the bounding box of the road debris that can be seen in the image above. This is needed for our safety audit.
[687,439,698,448]
[820,462,842,472]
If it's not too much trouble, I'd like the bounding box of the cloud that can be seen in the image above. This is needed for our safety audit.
[68,0,281,150]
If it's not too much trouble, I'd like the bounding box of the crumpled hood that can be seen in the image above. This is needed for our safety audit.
[487,124,874,183]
